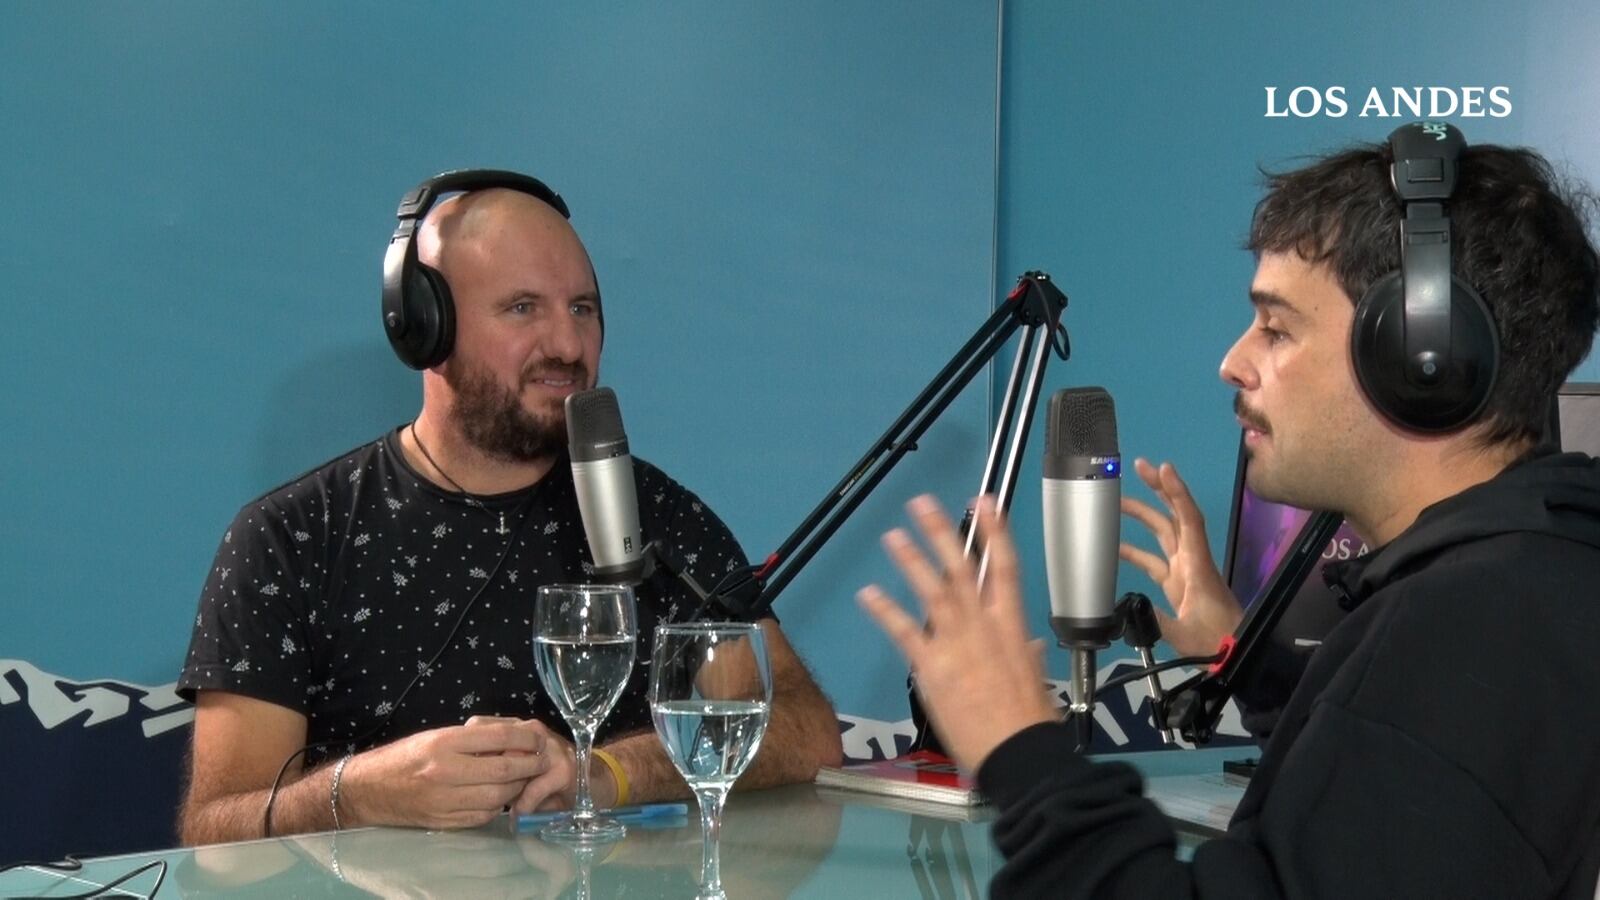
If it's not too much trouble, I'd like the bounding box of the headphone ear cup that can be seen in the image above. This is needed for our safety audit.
[403,263,455,370]
[1351,272,1499,432]
[1350,271,1407,424]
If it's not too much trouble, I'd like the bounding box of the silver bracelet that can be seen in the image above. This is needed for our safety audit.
[329,831,345,883]
[330,753,353,831]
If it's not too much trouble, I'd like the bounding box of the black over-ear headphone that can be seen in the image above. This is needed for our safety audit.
[1350,122,1499,433]
[381,169,571,370]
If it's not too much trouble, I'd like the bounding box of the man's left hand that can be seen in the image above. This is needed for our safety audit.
[857,495,1058,774]
[464,717,619,812]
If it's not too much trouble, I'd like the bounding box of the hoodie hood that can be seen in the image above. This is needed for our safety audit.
[1329,451,1600,602]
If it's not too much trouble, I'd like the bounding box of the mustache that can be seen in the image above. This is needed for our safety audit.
[1233,394,1270,433]
[522,362,588,384]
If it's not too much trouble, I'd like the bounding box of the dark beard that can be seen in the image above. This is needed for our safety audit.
[450,361,584,462]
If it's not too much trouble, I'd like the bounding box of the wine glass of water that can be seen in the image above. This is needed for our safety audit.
[532,583,637,843]
[649,622,772,899]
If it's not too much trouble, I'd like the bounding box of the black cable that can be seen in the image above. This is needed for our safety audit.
[1093,653,1224,698]
[261,498,533,837]
[1070,706,1094,754]
[0,858,80,876]
[3,858,166,900]
[1058,653,1221,752]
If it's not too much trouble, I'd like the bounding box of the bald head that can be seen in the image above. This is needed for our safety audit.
[417,188,578,270]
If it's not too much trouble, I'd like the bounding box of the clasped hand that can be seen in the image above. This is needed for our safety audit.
[340,716,614,830]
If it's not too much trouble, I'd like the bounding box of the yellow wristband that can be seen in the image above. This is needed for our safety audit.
[592,747,629,808]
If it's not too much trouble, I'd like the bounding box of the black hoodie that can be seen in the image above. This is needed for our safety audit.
[977,451,1600,899]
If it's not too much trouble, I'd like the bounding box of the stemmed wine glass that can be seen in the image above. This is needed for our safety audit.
[649,622,772,899]
[532,583,637,843]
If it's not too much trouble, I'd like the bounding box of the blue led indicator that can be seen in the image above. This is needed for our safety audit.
[1105,460,1120,476]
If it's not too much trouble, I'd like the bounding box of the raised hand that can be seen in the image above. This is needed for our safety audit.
[1118,458,1242,658]
[857,495,1057,773]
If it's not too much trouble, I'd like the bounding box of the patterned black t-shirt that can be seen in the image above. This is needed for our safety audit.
[178,428,752,765]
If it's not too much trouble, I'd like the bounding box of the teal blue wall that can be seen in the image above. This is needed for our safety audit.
[996,0,1600,687]
[5,0,1599,770]
[0,3,999,726]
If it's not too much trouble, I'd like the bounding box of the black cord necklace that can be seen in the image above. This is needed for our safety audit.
[409,422,511,535]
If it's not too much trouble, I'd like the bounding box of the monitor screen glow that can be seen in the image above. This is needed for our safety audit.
[1223,382,1599,643]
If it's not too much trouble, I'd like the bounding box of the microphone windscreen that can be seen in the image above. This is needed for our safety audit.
[1045,386,1118,457]
[1044,387,1119,482]
[566,388,629,461]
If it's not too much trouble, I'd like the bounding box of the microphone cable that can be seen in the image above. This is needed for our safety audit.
[259,496,532,837]
[1092,652,1225,698]
[0,856,168,899]
[1050,652,1224,753]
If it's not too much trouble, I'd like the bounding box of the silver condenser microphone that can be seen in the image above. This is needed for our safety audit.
[566,388,646,584]
[1042,386,1122,719]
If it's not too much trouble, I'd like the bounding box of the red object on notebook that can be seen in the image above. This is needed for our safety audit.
[813,750,981,806]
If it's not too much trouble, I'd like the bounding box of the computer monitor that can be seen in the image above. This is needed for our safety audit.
[1222,381,1600,642]
[1553,382,1600,456]
[1220,445,1364,646]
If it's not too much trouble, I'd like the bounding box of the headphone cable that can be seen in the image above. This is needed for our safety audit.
[260,495,531,837]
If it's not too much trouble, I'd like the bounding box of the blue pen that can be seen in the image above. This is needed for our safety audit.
[513,802,689,832]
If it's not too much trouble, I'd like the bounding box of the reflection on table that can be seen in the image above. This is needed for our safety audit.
[4,748,1238,899]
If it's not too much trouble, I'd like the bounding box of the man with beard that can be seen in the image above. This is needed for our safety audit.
[860,125,1600,897]
[176,184,842,844]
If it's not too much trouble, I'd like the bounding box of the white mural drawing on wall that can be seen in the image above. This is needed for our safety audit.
[0,660,194,738]
[0,657,1243,759]
[835,662,1250,761]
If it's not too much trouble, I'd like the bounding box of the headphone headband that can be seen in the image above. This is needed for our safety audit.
[1389,121,1465,202]
[1389,122,1464,386]
[395,169,569,222]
